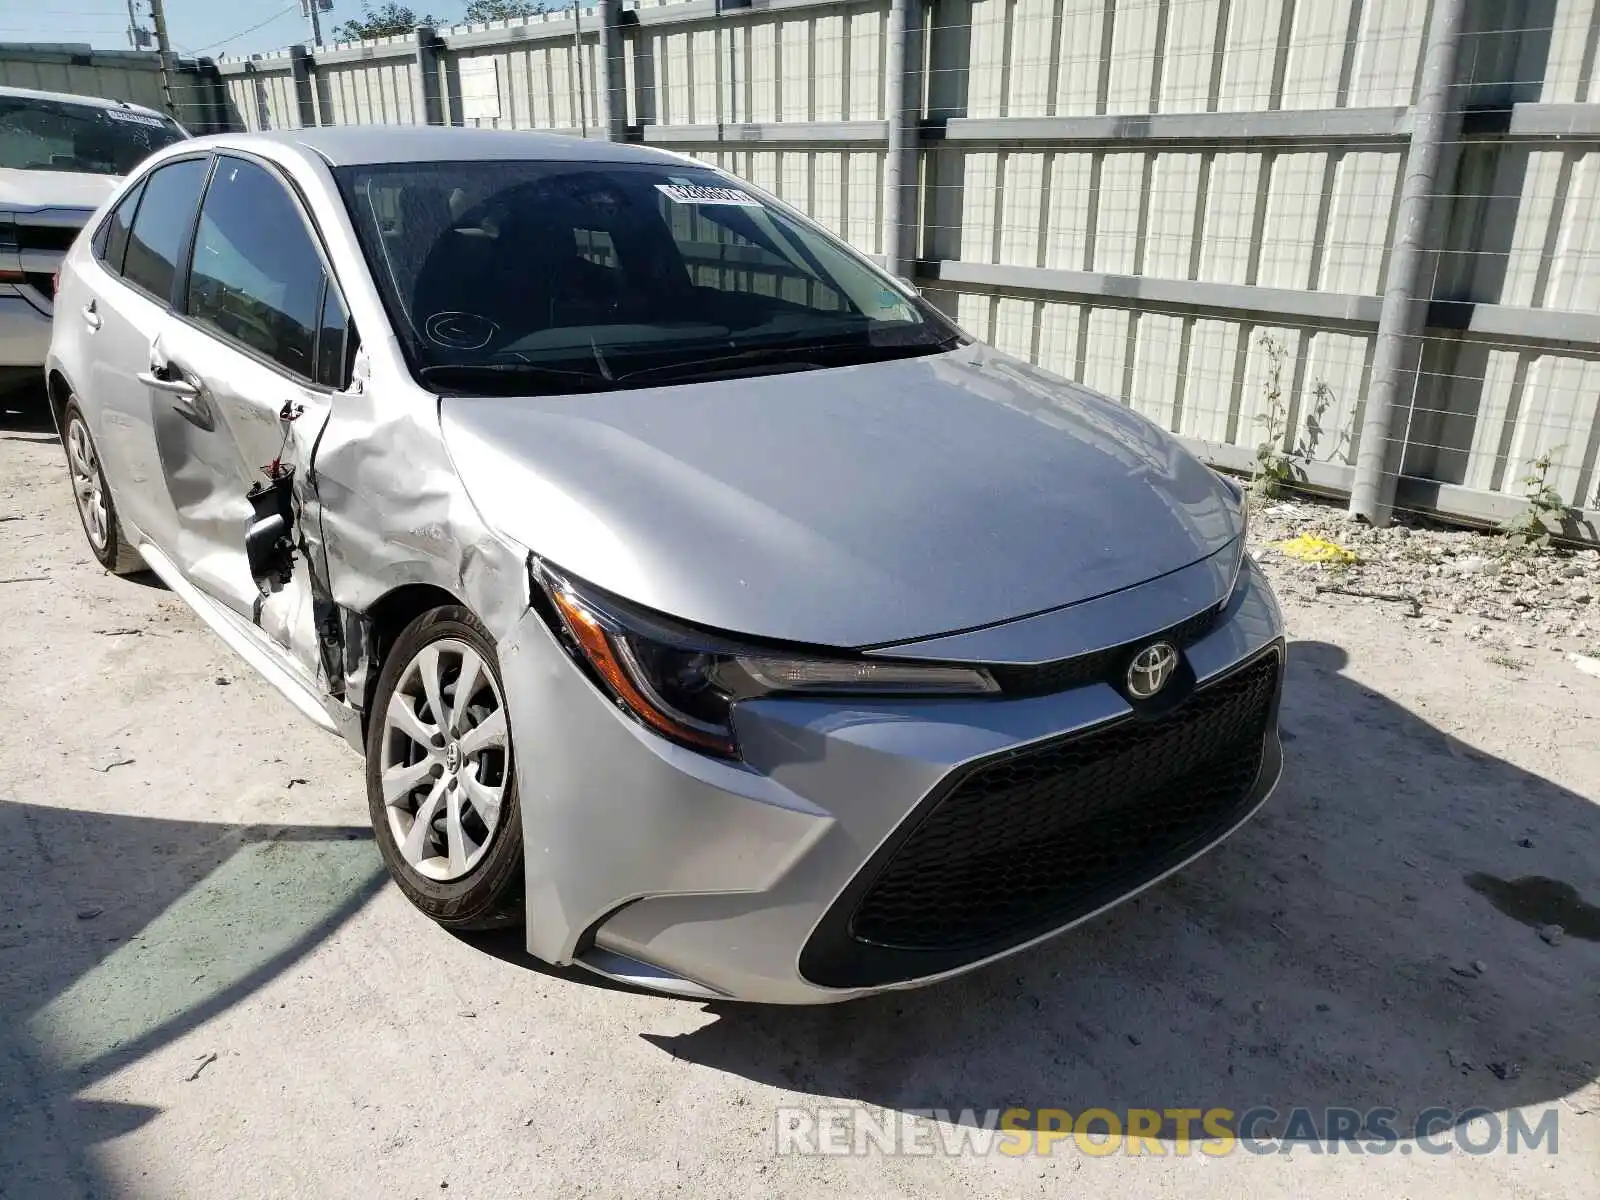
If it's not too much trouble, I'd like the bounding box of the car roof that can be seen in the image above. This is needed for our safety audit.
[213,125,688,168]
[0,83,169,121]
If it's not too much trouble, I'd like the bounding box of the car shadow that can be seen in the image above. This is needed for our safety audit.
[640,639,1600,1136]
[455,927,663,999]
[0,380,57,441]
[0,802,384,1199]
[112,568,168,591]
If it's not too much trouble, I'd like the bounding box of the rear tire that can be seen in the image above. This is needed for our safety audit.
[62,399,143,575]
[366,605,524,930]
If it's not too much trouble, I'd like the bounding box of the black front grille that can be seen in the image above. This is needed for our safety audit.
[799,646,1281,987]
[989,603,1222,697]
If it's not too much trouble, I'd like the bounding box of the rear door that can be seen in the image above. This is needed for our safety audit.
[146,153,349,676]
[82,154,210,548]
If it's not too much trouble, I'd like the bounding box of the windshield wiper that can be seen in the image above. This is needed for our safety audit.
[418,362,614,395]
[616,336,954,386]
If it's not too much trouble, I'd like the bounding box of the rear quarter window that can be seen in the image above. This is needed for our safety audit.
[95,177,146,275]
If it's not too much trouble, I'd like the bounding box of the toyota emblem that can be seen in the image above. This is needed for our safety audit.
[1126,642,1179,699]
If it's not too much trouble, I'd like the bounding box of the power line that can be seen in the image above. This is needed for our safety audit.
[191,1,303,55]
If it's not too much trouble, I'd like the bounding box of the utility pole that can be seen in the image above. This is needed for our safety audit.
[147,0,178,117]
[599,0,626,142]
[572,0,589,137]
[882,0,915,279]
[303,0,324,48]
[1347,0,1467,526]
[125,0,152,49]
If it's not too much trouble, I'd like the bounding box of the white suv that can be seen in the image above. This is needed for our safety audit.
[1,85,187,404]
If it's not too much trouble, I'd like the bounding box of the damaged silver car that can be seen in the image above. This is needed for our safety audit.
[47,128,1285,1003]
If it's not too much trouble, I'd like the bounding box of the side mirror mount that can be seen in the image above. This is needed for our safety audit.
[245,467,296,594]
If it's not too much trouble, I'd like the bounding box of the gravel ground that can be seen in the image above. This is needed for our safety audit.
[2,400,1598,1200]
[1249,494,1600,663]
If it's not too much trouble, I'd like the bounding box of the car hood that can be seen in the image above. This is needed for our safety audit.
[0,168,118,213]
[440,344,1243,648]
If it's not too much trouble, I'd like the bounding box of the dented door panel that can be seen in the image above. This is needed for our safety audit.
[150,314,333,676]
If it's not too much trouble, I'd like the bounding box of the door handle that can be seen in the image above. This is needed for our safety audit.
[136,370,199,399]
[140,366,214,431]
[81,302,101,332]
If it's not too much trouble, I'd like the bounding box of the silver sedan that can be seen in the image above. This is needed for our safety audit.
[46,127,1284,1003]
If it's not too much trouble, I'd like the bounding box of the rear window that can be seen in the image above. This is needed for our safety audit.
[0,95,186,177]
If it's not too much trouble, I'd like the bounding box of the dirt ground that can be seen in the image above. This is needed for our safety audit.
[2,393,1598,1200]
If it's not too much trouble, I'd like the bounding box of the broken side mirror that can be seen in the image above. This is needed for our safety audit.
[246,467,296,594]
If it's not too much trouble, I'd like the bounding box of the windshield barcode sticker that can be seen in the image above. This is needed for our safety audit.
[104,109,166,129]
[656,183,762,207]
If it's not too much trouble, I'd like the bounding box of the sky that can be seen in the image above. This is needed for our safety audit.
[0,1,525,60]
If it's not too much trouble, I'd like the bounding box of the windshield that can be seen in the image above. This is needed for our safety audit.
[0,96,187,176]
[333,159,960,394]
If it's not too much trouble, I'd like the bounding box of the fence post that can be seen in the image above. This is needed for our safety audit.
[246,60,271,132]
[882,0,918,278]
[599,0,628,141]
[288,44,317,128]
[1347,0,1468,526]
[192,57,219,132]
[212,60,234,132]
[413,25,444,126]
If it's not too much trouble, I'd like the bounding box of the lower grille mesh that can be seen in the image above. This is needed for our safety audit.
[848,649,1279,953]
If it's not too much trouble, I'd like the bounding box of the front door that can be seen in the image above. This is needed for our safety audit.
[146,153,349,681]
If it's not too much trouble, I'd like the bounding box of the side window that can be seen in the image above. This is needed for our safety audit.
[314,284,352,389]
[122,158,208,301]
[186,157,328,379]
[96,177,145,274]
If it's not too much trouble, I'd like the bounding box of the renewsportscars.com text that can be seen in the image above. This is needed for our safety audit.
[773,1105,1560,1157]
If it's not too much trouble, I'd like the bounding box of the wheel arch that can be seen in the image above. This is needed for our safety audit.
[46,368,73,434]
[356,583,470,745]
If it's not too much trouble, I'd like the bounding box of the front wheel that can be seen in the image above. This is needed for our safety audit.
[366,605,523,929]
[62,399,143,575]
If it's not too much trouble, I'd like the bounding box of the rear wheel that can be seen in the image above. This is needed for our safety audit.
[366,606,523,929]
[62,399,143,575]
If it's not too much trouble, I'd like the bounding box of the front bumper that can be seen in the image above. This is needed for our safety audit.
[496,556,1285,1004]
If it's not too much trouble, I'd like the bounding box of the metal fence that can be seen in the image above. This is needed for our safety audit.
[8,0,1600,539]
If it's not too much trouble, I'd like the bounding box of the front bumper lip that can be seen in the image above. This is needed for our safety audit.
[496,556,1285,1004]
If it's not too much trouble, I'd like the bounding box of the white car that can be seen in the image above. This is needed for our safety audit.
[1,85,187,403]
[46,126,1282,1003]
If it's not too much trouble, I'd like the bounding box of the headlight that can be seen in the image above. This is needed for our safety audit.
[534,563,997,757]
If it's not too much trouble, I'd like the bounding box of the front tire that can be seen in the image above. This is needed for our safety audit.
[62,399,142,575]
[366,606,523,930]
